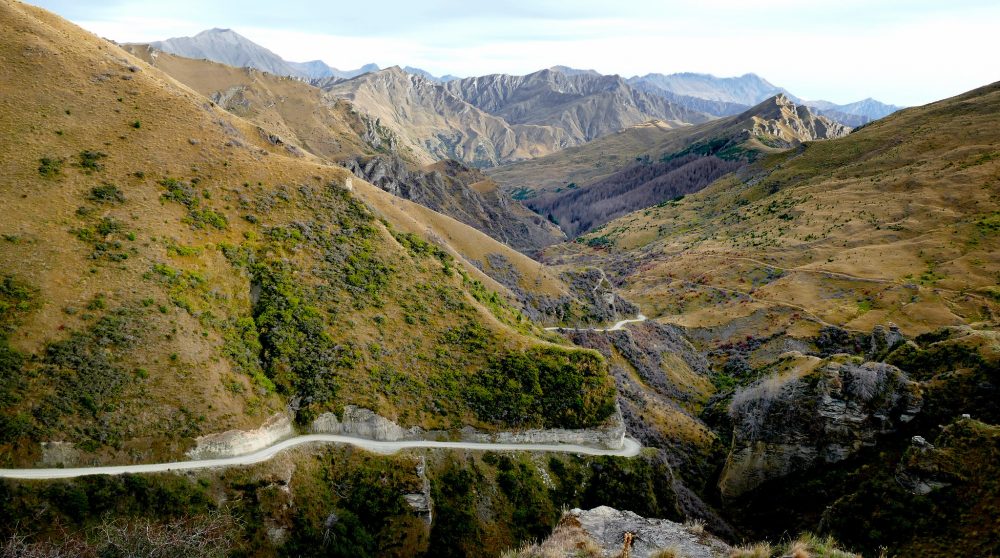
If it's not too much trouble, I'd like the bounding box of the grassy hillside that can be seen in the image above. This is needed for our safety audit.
[0,0,616,467]
[121,45,424,166]
[567,82,1000,337]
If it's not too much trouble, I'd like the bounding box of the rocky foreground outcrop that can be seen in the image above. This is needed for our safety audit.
[508,506,730,558]
[720,355,922,498]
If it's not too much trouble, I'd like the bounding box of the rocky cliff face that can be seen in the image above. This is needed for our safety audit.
[720,356,922,498]
[743,94,851,145]
[311,406,423,441]
[565,321,736,538]
[321,67,574,166]
[340,154,564,253]
[445,69,709,141]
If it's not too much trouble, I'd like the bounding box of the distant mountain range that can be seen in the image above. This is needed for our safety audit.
[138,28,903,168]
[144,29,902,128]
[145,28,448,81]
[317,66,709,167]
[443,69,708,140]
[627,71,903,125]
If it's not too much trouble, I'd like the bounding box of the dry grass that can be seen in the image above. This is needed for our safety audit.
[121,46,392,166]
[501,516,603,558]
[124,45,580,307]
[730,542,772,558]
[682,518,706,537]
[0,513,236,558]
[780,533,861,558]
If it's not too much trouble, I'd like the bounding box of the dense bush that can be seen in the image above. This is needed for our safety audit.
[32,309,142,446]
[251,262,357,417]
[279,450,422,558]
[0,276,34,445]
[428,458,484,558]
[466,346,615,429]
[493,455,558,541]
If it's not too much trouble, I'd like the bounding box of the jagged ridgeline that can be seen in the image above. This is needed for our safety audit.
[0,0,616,467]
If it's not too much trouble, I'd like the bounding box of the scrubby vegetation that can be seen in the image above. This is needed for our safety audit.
[0,276,35,448]
[159,177,229,230]
[87,183,125,204]
[0,301,146,451]
[428,451,681,557]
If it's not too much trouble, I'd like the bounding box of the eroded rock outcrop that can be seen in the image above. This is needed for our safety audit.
[895,417,999,497]
[720,356,923,498]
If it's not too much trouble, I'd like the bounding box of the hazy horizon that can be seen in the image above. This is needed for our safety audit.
[27,0,1000,106]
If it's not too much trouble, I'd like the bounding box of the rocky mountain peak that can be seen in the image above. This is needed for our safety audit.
[740,94,851,143]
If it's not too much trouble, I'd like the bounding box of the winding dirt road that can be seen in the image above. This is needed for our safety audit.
[1,312,649,480]
[0,434,643,479]
[544,314,647,332]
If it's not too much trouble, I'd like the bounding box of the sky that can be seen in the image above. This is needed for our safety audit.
[28,0,1000,106]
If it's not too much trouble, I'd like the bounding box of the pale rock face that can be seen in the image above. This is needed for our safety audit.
[186,413,294,459]
[40,441,80,467]
[310,405,423,441]
[309,404,627,449]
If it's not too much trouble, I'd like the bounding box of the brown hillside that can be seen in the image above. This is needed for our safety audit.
[564,82,1000,338]
[0,0,615,467]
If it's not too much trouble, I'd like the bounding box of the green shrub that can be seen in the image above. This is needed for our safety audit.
[251,262,357,415]
[38,157,62,178]
[88,183,125,204]
[187,209,228,230]
[160,178,198,208]
[77,150,106,173]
